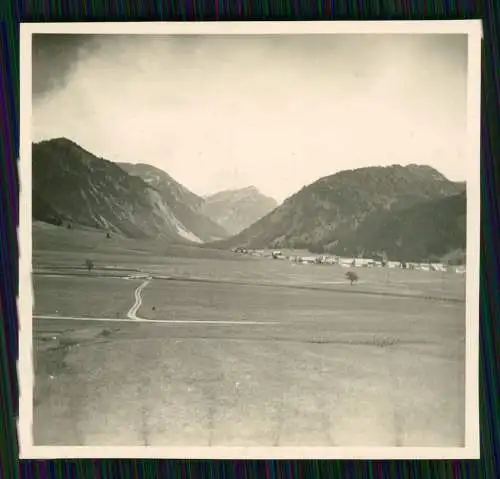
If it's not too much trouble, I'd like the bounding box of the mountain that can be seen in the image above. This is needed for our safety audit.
[32,138,221,243]
[211,164,466,261]
[117,163,229,242]
[202,186,278,235]
[337,191,466,262]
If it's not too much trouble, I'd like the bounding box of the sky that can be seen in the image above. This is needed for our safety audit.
[32,33,468,203]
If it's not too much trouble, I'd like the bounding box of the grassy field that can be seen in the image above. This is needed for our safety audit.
[33,222,465,301]
[33,275,144,318]
[30,223,466,447]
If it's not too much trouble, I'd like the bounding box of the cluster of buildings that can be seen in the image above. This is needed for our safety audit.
[231,247,466,274]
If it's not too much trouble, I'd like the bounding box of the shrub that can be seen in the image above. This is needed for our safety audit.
[345,271,359,285]
[308,242,325,254]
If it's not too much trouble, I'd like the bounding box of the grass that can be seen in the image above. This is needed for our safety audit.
[138,278,464,336]
[33,221,243,261]
[33,222,466,302]
[32,312,465,447]
[33,275,143,318]
[29,223,467,447]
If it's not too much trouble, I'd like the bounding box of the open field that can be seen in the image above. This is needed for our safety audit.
[33,223,465,302]
[30,224,466,447]
[33,275,145,319]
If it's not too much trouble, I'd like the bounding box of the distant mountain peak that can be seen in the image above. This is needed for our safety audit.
[209,185,275,202]
[202,187,278,236]
[209,185,260,195]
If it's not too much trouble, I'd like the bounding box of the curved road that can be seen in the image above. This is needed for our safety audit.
[126,276,152,320]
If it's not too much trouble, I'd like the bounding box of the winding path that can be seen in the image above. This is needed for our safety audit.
[127,276,152,320]
[33,315,278,325]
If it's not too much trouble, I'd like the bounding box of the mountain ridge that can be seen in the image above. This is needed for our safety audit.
[32,138,216,243]
[117,162,229,242]
[208,164,466,262]
[336,190,466,262]
[32,138,466,263]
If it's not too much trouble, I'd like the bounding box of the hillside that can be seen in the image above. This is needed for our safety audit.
[202,186,278,235]
[32,138,211,243]
[336,191,466,262]
[117,163,229,242]
[210,164,466,261]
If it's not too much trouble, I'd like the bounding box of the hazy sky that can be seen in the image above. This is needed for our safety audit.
[32,33,468,203]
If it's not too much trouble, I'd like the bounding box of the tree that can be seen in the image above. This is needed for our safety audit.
[308,242,325,254]
[345,271,359,285]
[85,259,94,272]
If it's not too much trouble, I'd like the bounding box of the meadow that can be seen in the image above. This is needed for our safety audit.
[30,223,466,447]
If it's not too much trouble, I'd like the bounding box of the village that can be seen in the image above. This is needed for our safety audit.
[231,247,467,274]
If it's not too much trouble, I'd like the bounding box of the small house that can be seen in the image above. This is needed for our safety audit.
[300,256,317,264]
[387,261,402,269]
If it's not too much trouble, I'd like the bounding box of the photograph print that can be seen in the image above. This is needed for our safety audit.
[19,21,481,459]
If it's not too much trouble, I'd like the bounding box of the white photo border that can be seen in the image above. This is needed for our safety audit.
[18,20,483,460]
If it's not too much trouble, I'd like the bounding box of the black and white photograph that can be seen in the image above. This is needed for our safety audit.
[18,21,481,459]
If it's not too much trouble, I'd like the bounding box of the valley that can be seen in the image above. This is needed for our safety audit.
[32,223,465,447]
[30,138,467,447]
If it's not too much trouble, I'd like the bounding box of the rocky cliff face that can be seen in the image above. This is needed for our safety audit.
[117,162,229,242]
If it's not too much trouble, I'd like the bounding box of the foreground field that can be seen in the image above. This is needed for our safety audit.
[31,224,466,447]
